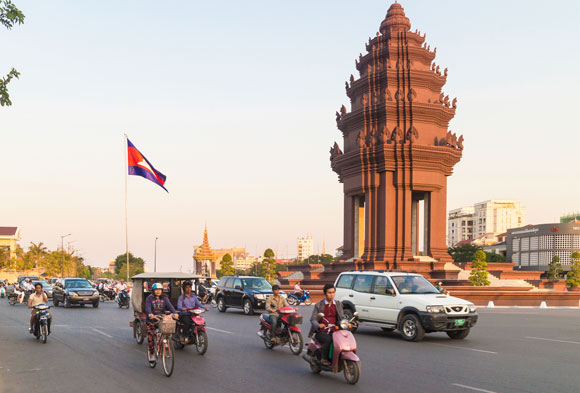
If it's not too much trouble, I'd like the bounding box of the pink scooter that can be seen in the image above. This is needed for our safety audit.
[302,312,361,384]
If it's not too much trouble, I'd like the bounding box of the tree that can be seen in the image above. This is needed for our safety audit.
[469,250,490,286]
[27,241,48,267]
[566,252,580,288]
[0,0,24,107]
[261,248,277,283]
[448,244,480,262]
[117,262,144,279]
[114,253,145,275]
[220,253,234,276]
[546,255,564,280]
[485,252,505,262]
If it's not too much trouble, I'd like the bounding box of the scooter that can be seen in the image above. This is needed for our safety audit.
[257,306,304,355]
[173,308,209,355]
[287,290,312,306]
[32,304,51,344]
[117,289,130,308]
[302,313,361,384]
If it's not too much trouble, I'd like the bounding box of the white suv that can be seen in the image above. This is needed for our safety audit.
[334,271,478,341]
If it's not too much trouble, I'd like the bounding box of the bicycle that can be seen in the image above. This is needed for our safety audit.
[147,313,176,377]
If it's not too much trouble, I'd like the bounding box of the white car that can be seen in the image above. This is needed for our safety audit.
[334,271,478,341]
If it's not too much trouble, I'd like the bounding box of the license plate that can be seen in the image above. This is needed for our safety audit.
[454,319,466,327]
[83,298,89,301]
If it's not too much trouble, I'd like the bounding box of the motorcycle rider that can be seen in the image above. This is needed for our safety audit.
[309,283,346,366]
[264,284,290,340]
[145,283,178,362]
[28,282,51,335]
[198,278,212,304]
[177,281,208,343]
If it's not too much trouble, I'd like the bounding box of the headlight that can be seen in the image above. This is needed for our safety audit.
[68,292,77,297]
[253,294,265,299]
[426,305,445,313]
[468,305,476,313]
[339,319,349,330]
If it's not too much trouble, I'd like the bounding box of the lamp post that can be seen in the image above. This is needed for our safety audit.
[154,237,158,272]
[60,233,71,278]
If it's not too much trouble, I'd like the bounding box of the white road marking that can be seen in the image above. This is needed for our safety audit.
[92,328,113,338]
[526,336,580,345]
[206,327,233,335]
[433,343,497,354]
[452,383,497,393]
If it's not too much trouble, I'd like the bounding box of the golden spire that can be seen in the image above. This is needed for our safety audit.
[195,225,215,262]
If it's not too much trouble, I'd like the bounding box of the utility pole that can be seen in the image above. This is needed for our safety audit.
[154,237,158,272]
[60,234,71,278]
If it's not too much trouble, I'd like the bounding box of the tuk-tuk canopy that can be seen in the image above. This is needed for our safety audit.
[132,272,205,281]
[131,272,206,313]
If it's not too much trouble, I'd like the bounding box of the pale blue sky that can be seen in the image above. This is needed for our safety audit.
[1,1,579,270]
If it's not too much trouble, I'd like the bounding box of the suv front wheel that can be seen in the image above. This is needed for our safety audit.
[399,314,425,342]
[217,297,227,313]
[243,299,254,315]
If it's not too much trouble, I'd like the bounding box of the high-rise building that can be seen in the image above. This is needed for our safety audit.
[447,207,474,246]
[473,200,525,238]
[297,236,313,262]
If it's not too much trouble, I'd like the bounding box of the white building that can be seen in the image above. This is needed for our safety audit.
[473,200,525,238]
[447,207,474,246]
[297,235,313,262]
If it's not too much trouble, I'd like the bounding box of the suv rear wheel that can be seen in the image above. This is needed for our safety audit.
[243,299,254,315]
[447,328,470,340]
[399,314,425,342]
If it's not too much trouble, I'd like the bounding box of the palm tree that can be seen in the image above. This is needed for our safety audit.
[28,241,48,267]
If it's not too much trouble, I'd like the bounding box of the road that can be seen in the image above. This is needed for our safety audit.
[0,299,579,393]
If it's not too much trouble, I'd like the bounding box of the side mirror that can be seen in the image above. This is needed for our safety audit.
[317,312,325,318]
[386,288,395,296]
[235,285,242,290]
[353,312,359,317]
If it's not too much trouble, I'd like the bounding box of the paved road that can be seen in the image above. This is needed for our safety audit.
[0,299,579,393]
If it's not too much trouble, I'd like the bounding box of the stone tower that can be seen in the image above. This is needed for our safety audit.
[331,2,464,269]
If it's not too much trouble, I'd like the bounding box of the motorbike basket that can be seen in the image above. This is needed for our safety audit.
[288,314,303,325]
[159,319,176,334]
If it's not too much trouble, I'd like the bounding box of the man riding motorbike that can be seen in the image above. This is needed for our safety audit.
[177,281,208,343]
[145,283,179,362]
[309,283,346,366]
[198,278,212,304]
[264,285,290,341]
[28,282,51,335]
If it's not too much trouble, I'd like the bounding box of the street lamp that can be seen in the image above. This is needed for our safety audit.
[154,237,158,272]
[60,233,71,278]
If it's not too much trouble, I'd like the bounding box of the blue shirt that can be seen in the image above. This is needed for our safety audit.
[177,293,203,311]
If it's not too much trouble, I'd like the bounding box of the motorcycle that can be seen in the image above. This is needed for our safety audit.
[117,289,130,308]
[99,288,116,302]
[173,308,209,355]
[257,306,304,355]
[203,291,217,308]
[32,304,51,344]
[8,289,31,306]
[287,290,312,306]
[302,312,361,384]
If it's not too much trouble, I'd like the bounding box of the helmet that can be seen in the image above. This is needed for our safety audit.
[152,283,163,290]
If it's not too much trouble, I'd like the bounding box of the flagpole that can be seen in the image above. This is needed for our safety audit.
[124,134,129,283]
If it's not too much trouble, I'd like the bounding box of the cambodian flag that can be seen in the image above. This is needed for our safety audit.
[127,138,168,192]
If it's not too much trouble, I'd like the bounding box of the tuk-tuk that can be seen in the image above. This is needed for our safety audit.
[130,273,205,344]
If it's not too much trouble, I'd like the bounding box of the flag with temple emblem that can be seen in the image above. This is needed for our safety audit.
[127,138,168,192]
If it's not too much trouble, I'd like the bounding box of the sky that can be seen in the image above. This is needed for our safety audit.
[1,0,579,271]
